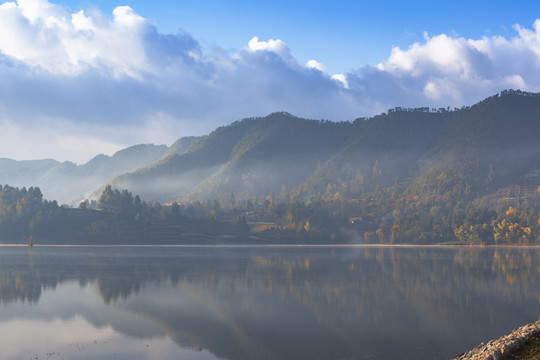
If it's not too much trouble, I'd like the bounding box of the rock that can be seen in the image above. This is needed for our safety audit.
[451,318,540,360]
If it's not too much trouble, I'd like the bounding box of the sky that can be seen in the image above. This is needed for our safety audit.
[1,0,540,163]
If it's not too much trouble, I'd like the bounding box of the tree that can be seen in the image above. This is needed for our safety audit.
[376,228,384,243]
[98,185,135,219]
[98,185,115,212]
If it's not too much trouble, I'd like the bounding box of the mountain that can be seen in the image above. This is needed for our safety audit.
[160,136,199,160]
[110,90,540,206]
[0,158,62,185]
[0,144,167,204]
[2,89,540,210]
[110,113,353,202]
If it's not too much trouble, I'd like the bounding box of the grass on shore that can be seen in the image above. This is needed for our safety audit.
[502,333,540,360]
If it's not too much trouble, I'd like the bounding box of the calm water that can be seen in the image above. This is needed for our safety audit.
[0,245,538,360]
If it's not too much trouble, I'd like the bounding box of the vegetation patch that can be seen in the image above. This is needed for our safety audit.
[503,333,540,360]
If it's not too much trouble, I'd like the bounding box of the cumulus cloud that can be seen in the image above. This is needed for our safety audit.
[0,0,356,162]
[2,0,540,163]
[370,24,540,106]
[248,36,289,57]
[305,59,350,89]
[306,59,326,72]
[331,74,349,89]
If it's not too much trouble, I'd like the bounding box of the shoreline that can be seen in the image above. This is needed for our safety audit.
[1,243,540,248]
[452,319,540,360]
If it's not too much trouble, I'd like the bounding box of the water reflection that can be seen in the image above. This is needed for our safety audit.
[0,246,538,360]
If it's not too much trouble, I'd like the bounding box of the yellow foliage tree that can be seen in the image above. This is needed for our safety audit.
[505,206,517,217]
[493,218,531,244]
[376,228,384,243]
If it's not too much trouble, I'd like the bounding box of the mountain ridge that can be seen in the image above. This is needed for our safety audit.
[0,144,168,204]
[1,89,540,209]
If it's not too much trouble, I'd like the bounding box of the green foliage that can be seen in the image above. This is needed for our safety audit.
[100,90,540,245]
[98,185,138,220]
[0,185,64,241]
[7,91,540,245]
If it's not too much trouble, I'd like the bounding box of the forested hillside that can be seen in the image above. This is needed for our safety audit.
[3,90,540,245]
[111,112,353,202]
[110,90,540,208]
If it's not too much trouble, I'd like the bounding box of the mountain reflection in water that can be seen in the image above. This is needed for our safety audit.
[0,246,538,360]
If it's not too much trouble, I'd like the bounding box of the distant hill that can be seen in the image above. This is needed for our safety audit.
[160,136,199,160]
[0,158,61,186]
[109,113,353,202]
[0,144,167,204]
[107,90,540,205]
[3,89,540,209]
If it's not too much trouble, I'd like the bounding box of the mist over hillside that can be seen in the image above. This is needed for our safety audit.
[106,90,540,208]
[2,89,540,210]
[0,144,167,204]
[109,112,353,203]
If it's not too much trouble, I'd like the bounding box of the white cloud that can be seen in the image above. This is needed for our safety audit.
[247,36,289,57]
[0,1,155,77]
[504,74,526,89]
[17,0,61,24]
[331,74,349,89]
[2,0,540,163]
[71,10,95,31]
[366,21,540,108]
[422,79,460,101]
[112,5,145,27]
[379,33,476,78]
[306,60,350,89]
[306,59,326,72]
[0,1,357,162]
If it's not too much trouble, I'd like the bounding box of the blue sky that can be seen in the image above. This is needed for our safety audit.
[1,0,540,162]
[55,0,540,74]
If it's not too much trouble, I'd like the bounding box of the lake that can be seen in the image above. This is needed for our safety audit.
[0,245,538,360]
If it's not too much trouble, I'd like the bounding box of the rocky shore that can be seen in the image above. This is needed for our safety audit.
[452,319,540,360]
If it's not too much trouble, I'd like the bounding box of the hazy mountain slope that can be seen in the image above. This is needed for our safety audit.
[296,110,456,199]
[189,113,353,200]
[159,136,200,161]
[109,118,257,202]
[79,144,168,177]
[107,91,540,204]
[112,113,353,202]
[0,144,167,204]
[299,91,540,202]
[0,159,77,202]
[62,144,168,203]
[0,159,62,185]
[404,92,540,199]
[3,90,540,207]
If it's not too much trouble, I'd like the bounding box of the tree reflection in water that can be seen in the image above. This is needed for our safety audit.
[0,246,538,360]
